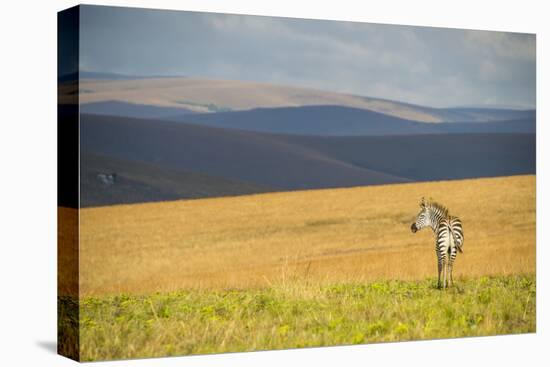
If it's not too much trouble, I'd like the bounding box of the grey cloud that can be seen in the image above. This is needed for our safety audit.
[79,5,535,108]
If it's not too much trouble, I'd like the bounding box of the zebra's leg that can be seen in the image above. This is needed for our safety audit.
[442,258,447,289]
[449,257,455,288]
[437,258,442,289]
[449,247,457,287]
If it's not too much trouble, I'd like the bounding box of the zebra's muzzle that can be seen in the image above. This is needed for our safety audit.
[411,223,418,233]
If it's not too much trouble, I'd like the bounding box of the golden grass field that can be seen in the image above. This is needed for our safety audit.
[57,174,536,360]
[71,174,535,297]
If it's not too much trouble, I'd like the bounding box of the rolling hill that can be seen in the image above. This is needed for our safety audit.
[277,132,536,181]
[80,101,195,119]
[80,114,410,199]
[80,113,535,206]
[81,153,276,207]
[74,77,535,123]
[168,105,535,136]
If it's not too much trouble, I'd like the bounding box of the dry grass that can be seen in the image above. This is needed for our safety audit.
[76,175,535,297]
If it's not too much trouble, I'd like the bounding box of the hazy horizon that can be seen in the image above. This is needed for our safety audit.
[75,70,536,111]
[78,5,536,109]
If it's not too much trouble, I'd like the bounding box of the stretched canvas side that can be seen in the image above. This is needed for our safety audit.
[57,5,80,362]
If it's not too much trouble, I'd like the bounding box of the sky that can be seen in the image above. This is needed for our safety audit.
[79,5,536,109]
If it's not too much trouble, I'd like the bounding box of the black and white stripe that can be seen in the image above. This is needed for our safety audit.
[411,198,464,289]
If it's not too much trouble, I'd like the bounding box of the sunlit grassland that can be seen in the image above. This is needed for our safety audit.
[76,175,535,296]
[74,275,535,361]
[60,174,536,361]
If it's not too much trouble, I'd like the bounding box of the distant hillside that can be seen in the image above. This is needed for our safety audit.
[169,105,535,136]
[81,114,410,193]
[277,133,536,181]
[80,101,195,119]
[81,153,275,207]
[76,77,535,123]
[445,107,536,122]
[80,114,535,206]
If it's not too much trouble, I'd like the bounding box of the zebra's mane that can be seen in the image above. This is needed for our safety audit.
[426,201,449,217]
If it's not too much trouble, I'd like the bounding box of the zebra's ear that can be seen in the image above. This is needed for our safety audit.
[420,197,426,208]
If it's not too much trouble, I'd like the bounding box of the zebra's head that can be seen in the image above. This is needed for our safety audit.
[411,197,431,233]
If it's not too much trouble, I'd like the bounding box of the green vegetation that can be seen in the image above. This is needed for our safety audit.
[73,274,535,361]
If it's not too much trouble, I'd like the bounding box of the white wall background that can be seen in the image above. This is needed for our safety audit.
[0,1,547,366]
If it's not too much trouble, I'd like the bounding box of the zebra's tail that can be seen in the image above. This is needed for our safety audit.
[451,229,463,253]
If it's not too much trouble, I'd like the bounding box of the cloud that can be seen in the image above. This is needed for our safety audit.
[79,5,535,108]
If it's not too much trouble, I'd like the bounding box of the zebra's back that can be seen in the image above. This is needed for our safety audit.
[448,215,464,253]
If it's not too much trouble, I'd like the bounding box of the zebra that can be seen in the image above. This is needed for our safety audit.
[410,198,464,289]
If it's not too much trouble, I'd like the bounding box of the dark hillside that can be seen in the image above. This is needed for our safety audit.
[81,113,535,206]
